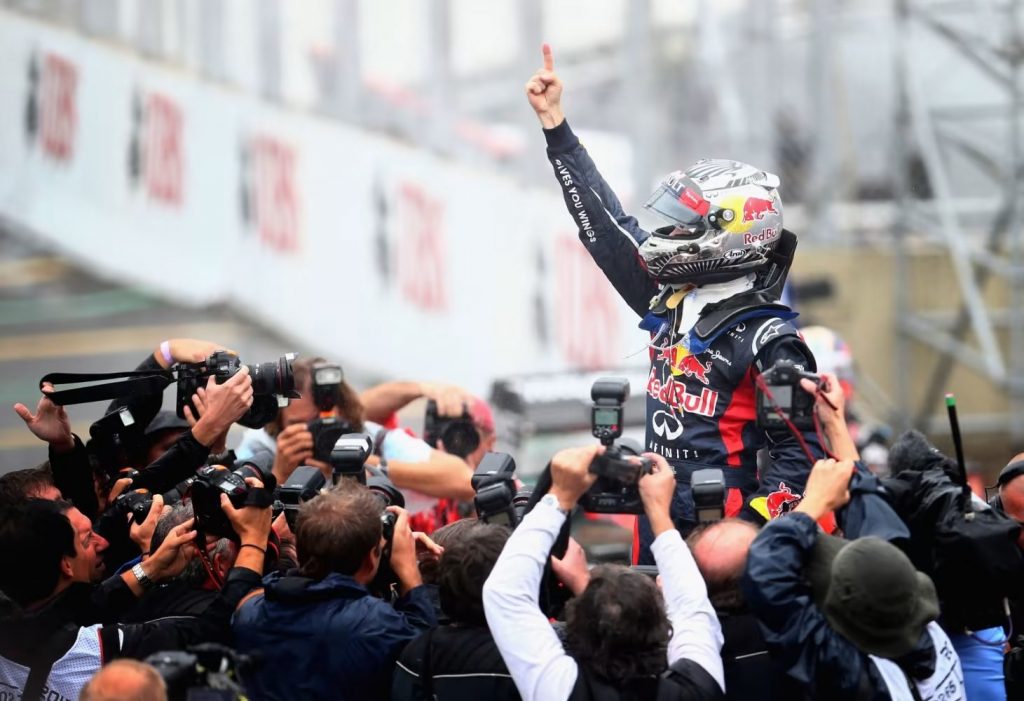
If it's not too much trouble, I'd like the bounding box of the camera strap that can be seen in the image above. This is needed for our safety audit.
[40,369,173,406]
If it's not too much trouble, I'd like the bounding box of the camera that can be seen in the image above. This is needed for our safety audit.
[176,350,298,429]
[114,487,154,523]
[755,359,821,431]
[190,461,273,539]
[90,407,143,471]
[274,466,326,530]
[423,399,480,459]
[308,416,353,463]
[692,468,725,524]
[472,452,519,526]
[580,378,654,514]
[311,362,343,412]
[145,644,251,701]
[330,433,374,484]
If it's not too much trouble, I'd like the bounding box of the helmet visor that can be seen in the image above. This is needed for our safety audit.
[643,185,709,232]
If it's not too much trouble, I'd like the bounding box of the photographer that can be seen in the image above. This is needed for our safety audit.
[235,356,474,508]
[232,481,437,700]
[741,457,966,699]
[482,445,724,700]
[0,489,270,701]
[393,522,518,700]
[14,340,253,523]
[526,46,821,563]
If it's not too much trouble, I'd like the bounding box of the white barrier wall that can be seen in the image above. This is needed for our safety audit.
[0,11,647,392]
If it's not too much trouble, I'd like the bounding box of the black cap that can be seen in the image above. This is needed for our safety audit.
[144,411,190,439]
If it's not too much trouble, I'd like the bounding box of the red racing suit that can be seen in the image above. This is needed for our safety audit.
[543,120,822,562]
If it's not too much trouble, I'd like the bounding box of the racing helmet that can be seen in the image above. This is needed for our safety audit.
[639,159,784,284]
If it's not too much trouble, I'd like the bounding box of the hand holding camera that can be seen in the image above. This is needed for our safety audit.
[638,453,677,536]
[798,371,860,461]
[144,517,199,583]
[191,367,254,447]
[385,506,421,594]
[273,423,317,483]
[217,477,273,548]
[550,445,603,511]
[129,493,165,554]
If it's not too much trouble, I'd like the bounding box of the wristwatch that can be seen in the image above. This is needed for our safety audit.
[540,493,570,516]
[131,563,154,590]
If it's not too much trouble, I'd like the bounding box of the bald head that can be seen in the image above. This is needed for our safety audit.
[1000,454,1024,520]
[688,519,759,611]
[80,659,167,701]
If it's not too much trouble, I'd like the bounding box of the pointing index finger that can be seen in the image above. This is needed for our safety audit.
[542,43,554,71]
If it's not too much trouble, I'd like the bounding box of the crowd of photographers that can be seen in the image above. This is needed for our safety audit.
[2,336,1024,700]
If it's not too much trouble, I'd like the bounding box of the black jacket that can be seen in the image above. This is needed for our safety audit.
[393,625,519,701]
[0,567,261,699]
[741,513,940,700]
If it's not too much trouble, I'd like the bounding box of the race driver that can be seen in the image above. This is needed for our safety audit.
[526,44,822,562]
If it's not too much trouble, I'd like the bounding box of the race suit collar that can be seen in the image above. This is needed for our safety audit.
[676,274,755,337]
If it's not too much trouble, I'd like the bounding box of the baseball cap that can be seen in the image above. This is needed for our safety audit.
[143,411,190,439]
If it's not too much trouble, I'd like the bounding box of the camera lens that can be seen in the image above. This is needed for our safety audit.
[249,355,296,396]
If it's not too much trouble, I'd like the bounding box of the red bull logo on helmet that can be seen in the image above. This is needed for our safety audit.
[742,197,778,223]
[657,346,713,385]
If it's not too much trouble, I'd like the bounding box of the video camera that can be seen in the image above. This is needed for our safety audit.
[580,378,653,514]
[423,399,480,459]
[472,452,531,527]
[755,359,821,431]
[177,350,299,429]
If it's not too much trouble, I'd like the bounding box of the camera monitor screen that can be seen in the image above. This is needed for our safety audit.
[593,408,620,427]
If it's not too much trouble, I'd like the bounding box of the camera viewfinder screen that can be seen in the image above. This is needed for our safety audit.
[594,408,619,427]
[767,385,792,407]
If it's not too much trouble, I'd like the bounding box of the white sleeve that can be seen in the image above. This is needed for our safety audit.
[363,420,432,463]
[483,501,579,701]
[650,529,726,692]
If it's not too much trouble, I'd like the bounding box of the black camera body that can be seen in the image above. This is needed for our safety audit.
[756,359,821,431]
[274,466,326,530]
[580,378,653,514]
[176,350,298,429]
[692,468,726,524]
[423,399,480,459]
[114,488,154,524]
[190,465,253,539]
[330,433,373,484]
[90,407,144,472]
[309,416,352,463]
[472,452,519,527]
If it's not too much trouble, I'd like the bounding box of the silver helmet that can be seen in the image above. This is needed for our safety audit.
[639,159,784,284]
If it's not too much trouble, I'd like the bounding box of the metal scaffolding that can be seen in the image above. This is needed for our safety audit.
[893,0,1024,440]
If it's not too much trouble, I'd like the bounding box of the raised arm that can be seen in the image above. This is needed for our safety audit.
[526,45,658,317]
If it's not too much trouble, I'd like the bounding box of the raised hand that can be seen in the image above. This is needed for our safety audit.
[13,382,74,452]
[525,43,565,128]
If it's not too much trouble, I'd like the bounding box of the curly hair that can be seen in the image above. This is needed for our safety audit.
[564,564,671,685]
[437,522,510,625]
